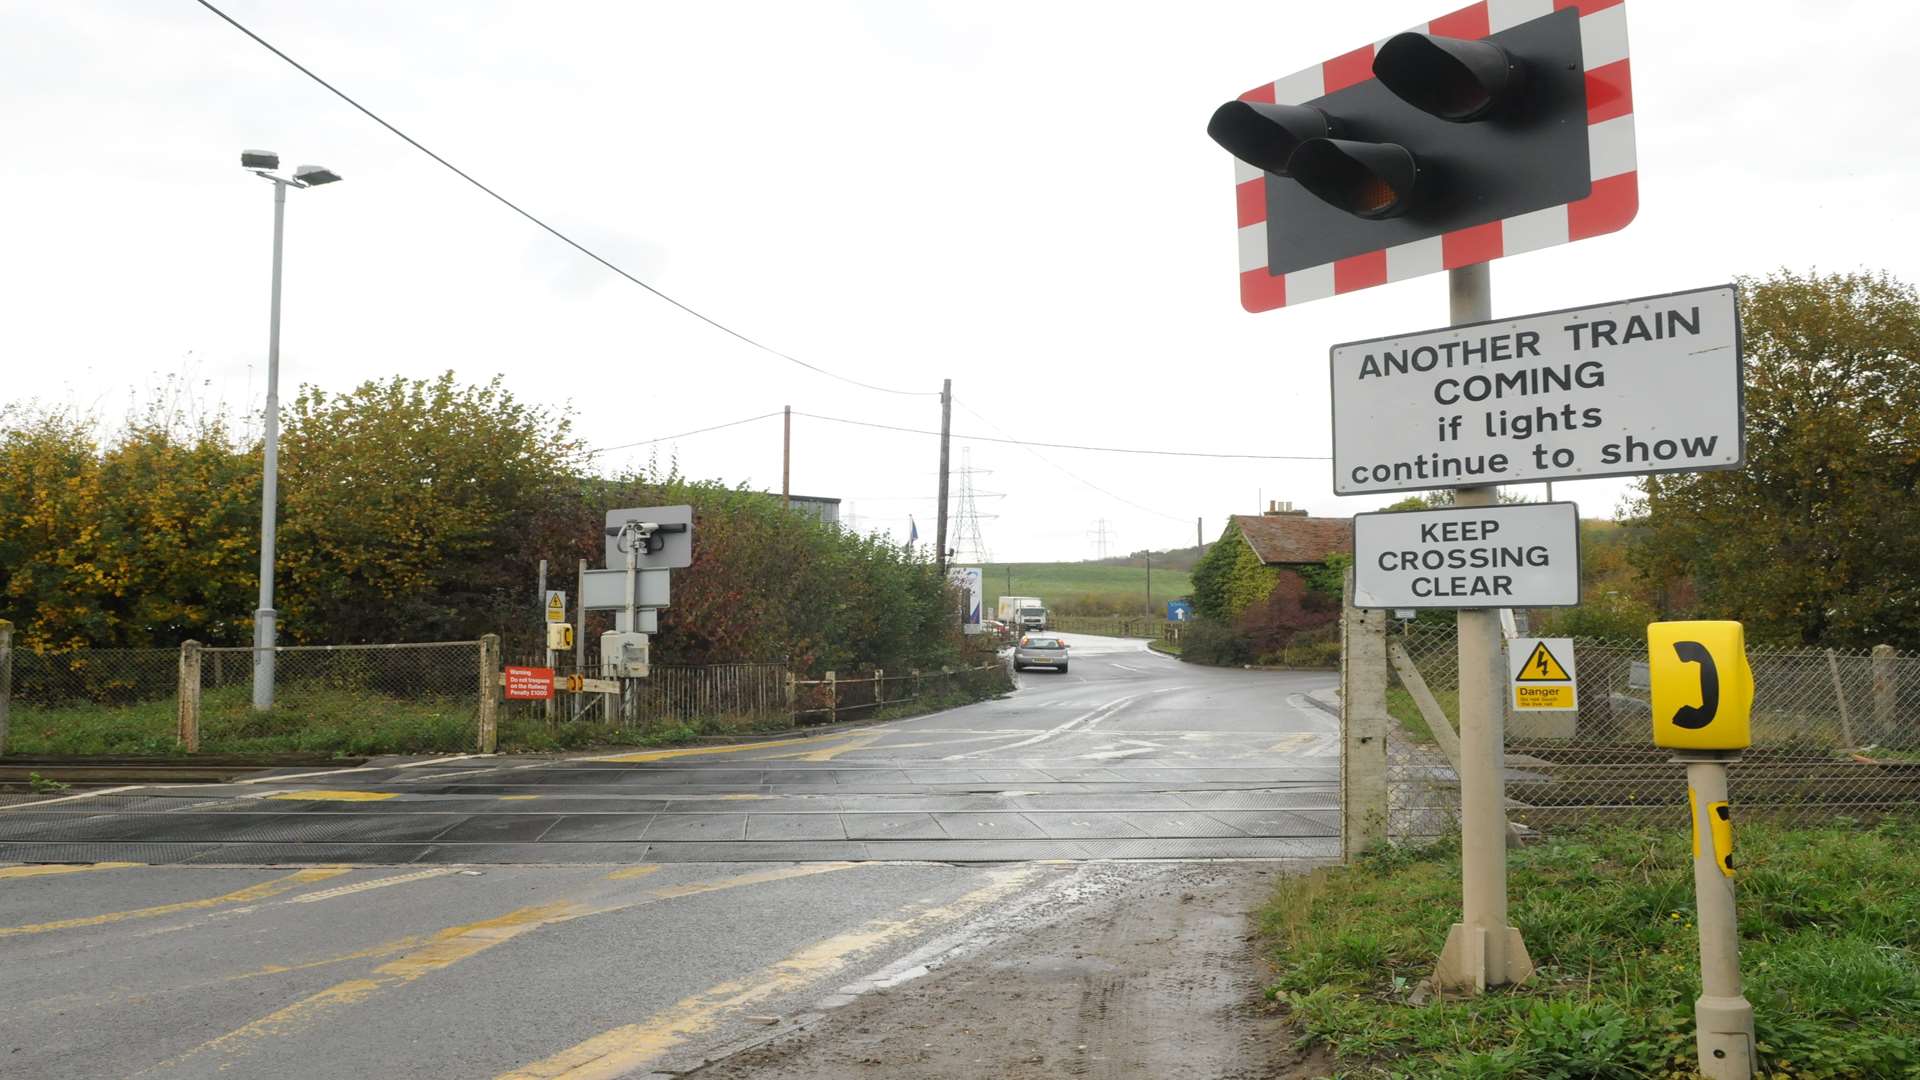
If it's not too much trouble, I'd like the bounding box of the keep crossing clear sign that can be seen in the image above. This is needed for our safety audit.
[1353,502,1580,609]
[1510,637,1578,712]
[1330,284,1741,495]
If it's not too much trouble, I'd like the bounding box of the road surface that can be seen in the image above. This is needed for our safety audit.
[0,635,1337,1078]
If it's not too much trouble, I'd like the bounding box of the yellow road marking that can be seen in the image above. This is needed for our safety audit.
[171,862,860,1069]
[763,732,887,762]
[593,731,862,763]
[224,935,431,983]
[286,868,457,904]
[182,902,586,1062]
[604,865,662,881]
[643,863,851,900]
[0,862,140,880]
[496,866,1040,1079]
[264,790,398,802]
[0,868,349,938]
[498,794,541,801]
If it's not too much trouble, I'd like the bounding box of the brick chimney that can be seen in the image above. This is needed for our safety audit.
[1264,500,1308,517]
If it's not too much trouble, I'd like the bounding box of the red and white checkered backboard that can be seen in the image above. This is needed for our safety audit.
[1232,0,1636,311]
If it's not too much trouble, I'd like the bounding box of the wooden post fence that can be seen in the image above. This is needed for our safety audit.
[1873,644,1897,745]
[478,634,500,753]
[0,619,12,755]
[177,640,202,752]
[1825,648,1858,750]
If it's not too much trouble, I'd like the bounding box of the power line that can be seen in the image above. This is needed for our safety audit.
[190,0,937,400]
[587,411,783,456]
[792,410,1328,461]
[951,400,1192,525]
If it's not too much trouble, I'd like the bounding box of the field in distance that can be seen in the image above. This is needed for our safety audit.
[977,561,1192,616]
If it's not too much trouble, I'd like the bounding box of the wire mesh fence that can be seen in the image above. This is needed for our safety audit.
[192,641,483,756]
[3,646,184,756]
[1382,621,1920,841]
[2,629,1019,758]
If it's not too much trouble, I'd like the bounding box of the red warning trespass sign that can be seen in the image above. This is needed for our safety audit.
[1509,637,1577,711]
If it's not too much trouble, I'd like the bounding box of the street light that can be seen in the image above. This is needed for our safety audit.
[240,149,342,711]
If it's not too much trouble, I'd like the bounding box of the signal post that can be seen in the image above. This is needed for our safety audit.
[1206,1,1647,993]
[1651,621,1758,1078]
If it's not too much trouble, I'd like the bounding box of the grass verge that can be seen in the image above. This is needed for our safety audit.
[1387,686,1458,744]
[1259,822,1920,1079]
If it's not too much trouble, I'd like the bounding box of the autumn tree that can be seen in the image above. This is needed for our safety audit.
[1630,270,1920,647]
[274,373,588,643]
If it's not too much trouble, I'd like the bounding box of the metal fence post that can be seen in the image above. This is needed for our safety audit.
[177,640,202,753]
[826,671,837,724]
[1872,644,1897,745]
[0,619,13,755]
[1340,567,1390,860]
[1824,648,1858,750]
[477,634,499,753]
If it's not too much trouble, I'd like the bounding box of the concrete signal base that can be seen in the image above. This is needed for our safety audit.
[1695,995,1757,1078]
[1434,923,1535,993]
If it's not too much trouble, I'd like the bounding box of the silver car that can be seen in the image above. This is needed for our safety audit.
[1013,635,1069,673]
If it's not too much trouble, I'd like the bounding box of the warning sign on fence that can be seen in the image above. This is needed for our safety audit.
[503,665,555,700]
[1510,637,1577,712]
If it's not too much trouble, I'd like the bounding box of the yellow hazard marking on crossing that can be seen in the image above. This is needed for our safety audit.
[169,863,862,1070]
[0,861,140,880]
[180,901,587,1062]
[764,732,887,762]
[593,731,860,763]
[264,789,399,802]
[1515,641,1572,681]
[495,866,1039,1080]
[0,867,349,938]
[604,865,662,881]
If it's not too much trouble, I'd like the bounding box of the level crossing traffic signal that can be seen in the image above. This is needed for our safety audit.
[1209,1,1636,310]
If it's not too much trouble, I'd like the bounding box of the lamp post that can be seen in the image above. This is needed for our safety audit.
[239,150,341,711]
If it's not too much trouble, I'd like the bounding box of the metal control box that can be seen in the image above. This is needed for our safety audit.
[601,631,651,678]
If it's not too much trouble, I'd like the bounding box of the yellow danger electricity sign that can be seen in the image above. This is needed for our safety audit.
[1510,637,1577,711]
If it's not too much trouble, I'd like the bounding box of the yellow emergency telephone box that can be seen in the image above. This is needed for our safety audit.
[1648,620,1753,751]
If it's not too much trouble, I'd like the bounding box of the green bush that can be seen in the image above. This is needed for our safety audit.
[1178,617,1255,667]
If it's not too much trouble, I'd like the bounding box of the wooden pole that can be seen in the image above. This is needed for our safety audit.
[783,405,792,510]
[177,640,202,753]
[0,619,11,755]
[477,634,499,753]
[936,379,951,572]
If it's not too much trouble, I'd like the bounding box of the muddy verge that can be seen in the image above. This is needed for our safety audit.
[687,863,1333,1080]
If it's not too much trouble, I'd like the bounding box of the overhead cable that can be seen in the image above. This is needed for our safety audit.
[190,0,937,398]
[794,410,1328,461]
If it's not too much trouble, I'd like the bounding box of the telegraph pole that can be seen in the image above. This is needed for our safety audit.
[1196,517,1203,550]
[1145,554,1153,615]
[936,378,952,572]
[782,405,791,510]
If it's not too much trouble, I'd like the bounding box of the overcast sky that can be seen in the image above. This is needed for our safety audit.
[5,1,1917,562]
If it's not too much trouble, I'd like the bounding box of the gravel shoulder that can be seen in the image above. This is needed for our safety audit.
[686,863,1334,1080]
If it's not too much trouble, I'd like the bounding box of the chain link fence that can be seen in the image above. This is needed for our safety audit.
[3,645,183,756]
[3,630,1019,758]
[1381,621,1920,841]
[192,641,483,756]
